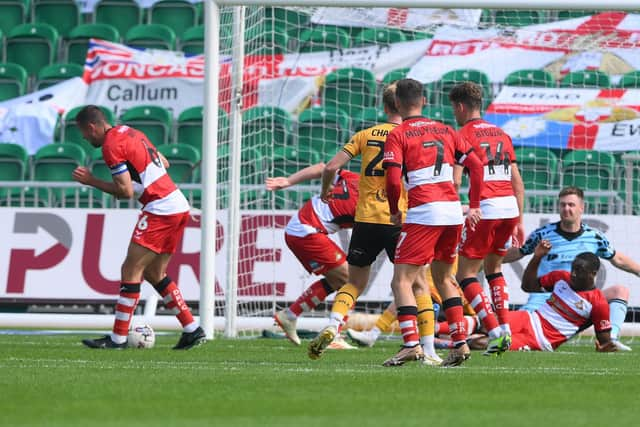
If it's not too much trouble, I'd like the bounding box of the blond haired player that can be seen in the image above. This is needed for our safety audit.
[307,83,441,365]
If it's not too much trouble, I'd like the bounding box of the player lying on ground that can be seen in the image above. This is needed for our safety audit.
[470,242,618,352]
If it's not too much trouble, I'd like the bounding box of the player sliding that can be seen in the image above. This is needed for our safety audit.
[267,163,359,349]
[72,105,205,350]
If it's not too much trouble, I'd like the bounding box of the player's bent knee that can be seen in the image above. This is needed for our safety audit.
[603,284,630,300]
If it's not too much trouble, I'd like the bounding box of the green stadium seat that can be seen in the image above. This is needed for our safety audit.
[381,67,410,86]
[401,30,433,41]
[94,0,142,40]
[87,149,115,207]
[557,10,597,20]
[35,62,84,90]
[615,151,640,214]
[0,143,29,198]
[352,28,407,47]
[1,186,51,207]
[179,25,204,55]
[217,143,266,185]
[514,147,559,211]
[616,71,640,89]
[272,146,320,179]
[322,67,376,119]
[264,7,310,40]
[120,105,172,145]
[0,62,28,101]
[62,105,115,145]
[352,107,387,133]
[504,69,556,88]
[296,107,350,158]
[0,0,29,37]
[422,104,457,128]
[149,0,199,41]
[32,0,80,38]
[559,71,611,88]
[561,150,617,213]
[6,23,59,77]
[494,10,544,27]
[125,24,176,51]
[32,142,87,203]
[65,23,120,65]
[437,68,492,108]
[57,186,107,208]
[298,26,350,52]
[158,143,200,183]
[176,106,229,152]
[242,106,293,157]
[245,21,289,54]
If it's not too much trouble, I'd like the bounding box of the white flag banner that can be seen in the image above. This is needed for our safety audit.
[0,78,88,154]
[408,12,640,85]
[84,39,205,118]
[311,8,482,29]
[253,39,432,112]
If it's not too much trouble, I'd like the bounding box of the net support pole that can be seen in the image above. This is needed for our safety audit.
[200,0,220,340]
[224,5,246,338]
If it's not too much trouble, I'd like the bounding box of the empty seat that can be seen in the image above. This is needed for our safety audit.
[32,142,87,203]
[422,104,457,128]
[120,105,172,145]
[176,106,229,151]
[381,67,410,86]
[149,0,199,40]
[514,147,559,211]
[352,107,387,133]
[616,71,640,89]
[6,23,59,76]
[494,10,544,27]
[559,71,611,88]
[0,143,29,198]
[125,23,176,50]
[504,69,556,88]
[352,28,407,47]
[272,146,320,179]
[245,21,289,54]
[179,25,204,55]
[242,106,293,156]
[322,67,376,119]
[298,26,350,52]
[32,0,80,37]
[94,0,142,40]
[35,62,84,90]
[437,68,492,108]
[158,143,200,183]
[561,150,616,212]
[65,23,120,65]
[0,62,28,101]
[0,0,29,36]
[296,107,350,157]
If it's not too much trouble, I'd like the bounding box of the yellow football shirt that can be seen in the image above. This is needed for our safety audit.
[342,122,407,224]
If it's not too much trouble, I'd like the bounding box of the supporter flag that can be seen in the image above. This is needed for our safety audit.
[486,86,640,151]
[0,78,87,154]
[311,7,482,29]
[408,12,640,85]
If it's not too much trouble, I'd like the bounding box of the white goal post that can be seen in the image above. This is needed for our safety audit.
[202,0,640,339]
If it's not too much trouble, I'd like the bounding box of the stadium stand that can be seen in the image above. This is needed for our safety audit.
[35,63,84,90]
[93,0,142,39]
[125,23,177,50]
[6,23,59,77]
[120,105,173,146]
[65,23,121,65]
[0,62,28,101]
[32,0,81,38]
[149,0,200,40]
[503,69,556,88]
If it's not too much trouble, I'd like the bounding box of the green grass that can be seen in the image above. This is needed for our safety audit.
[0,332,637,427]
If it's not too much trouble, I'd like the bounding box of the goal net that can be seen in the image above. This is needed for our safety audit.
[213,4,640,336]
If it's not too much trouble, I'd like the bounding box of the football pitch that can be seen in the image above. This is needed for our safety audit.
[0,332,637,427]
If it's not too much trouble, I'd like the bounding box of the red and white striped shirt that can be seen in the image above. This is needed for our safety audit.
[102,125,189,215]
[458,119,518,219]
[529,270,611,351]
[285,170,359,237]
[382,116,482,225]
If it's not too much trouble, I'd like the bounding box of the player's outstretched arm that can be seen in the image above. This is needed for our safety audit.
[610,251,640,278]
[321,151,350,202]
[265,162,325,191]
